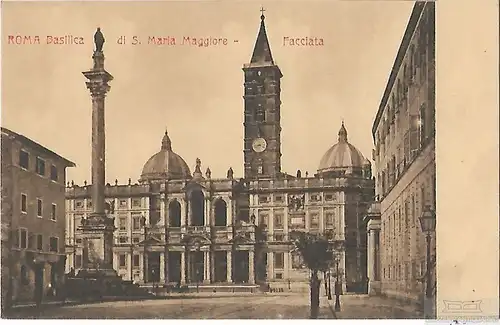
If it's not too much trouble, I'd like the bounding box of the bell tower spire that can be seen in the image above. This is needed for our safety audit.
[243,9,283,179]
[250,6,274,65]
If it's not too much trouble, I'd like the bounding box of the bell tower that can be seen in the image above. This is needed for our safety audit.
[243,8,283,179]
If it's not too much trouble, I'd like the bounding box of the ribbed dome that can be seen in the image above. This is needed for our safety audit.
[140,129,191,182]
[317,122,366,174]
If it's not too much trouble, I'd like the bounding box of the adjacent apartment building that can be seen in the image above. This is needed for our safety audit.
[1,127,75,306]
[365,1,436,305]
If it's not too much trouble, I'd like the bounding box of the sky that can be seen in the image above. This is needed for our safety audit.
[1,0,414,185]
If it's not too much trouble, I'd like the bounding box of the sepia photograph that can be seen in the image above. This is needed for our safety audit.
[0,0,497,321]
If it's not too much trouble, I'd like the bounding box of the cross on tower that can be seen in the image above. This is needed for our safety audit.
[260,6,266,18]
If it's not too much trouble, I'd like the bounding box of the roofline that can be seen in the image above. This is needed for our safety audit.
[1,127,76,167]
[371,1,427,139]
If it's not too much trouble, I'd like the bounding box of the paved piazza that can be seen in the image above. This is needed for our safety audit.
[7,293,336,319]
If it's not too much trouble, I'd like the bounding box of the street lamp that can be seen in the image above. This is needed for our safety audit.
[419,205,436,300]
[327,270,332,300]
[334,254,342,312]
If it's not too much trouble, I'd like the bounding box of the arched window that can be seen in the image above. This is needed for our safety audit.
[168,200,181,227]
[214,198,227,226]
[255,104,265,123]
[190,190,205,226]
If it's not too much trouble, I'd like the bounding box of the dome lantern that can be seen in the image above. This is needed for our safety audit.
[140,128,191,182]
[317,122,368,177]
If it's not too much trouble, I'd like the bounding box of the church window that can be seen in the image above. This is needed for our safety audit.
[258,165,264,174]
[75,200,84,209]
[169,200,182,227]
[133,255,140,267]
[132,199,141,208]
[258,212,268,228]
[258,195,269,204]
[274,253,284,269]
[119,254,126,268]
[274,213,284,229]
[119,236,128,244]
[310,194,321,202]
[119,199,127,208]
[190,190,205,226]
[256,104,265,122]
[291,252,303,269]
[119,216,127,231]
[325,212,335,227]
[274,195,284,203]
[214,198,227,226]
[132,214,142,230]
[310,213,319,229]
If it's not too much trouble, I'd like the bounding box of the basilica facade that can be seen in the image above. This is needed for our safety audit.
[65,13,375,292]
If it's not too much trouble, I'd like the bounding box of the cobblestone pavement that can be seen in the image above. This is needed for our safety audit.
[5,293,336,319]
[327,294,423,319]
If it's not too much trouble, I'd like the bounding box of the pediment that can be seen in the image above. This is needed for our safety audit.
[137,235,164,246]
[183,181,207,195]
[183,234,212,246]
[229,233,253,244]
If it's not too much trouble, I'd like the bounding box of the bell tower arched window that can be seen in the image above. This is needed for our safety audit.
[190,190,205,226]
[255,104,265,123]
[214,198,227,226]
[168,200,181,227]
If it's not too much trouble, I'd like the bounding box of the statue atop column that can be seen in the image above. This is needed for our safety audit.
[94,27,105,52]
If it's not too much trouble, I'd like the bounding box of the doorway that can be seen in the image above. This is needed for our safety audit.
[214,251,227,283]
[147,252,161,283]
[189,251,204,284]
[168,252,181,284]
[233,251,249,283]
[33,263,44,303]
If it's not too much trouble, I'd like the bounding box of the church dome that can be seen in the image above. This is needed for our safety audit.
[317,122,366,175]
[140,129,191,182]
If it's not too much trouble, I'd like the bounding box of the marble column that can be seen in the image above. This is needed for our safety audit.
[80,34,116,273]
[226,251,232,282]
[180,252,186,284]
[203,251,210,283]
[160,253,165,282]
[248,250,255,284]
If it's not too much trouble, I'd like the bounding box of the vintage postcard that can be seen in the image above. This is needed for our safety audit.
[1,0,498,321]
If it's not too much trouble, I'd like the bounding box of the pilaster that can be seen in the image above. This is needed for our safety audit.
[267,252,274,280]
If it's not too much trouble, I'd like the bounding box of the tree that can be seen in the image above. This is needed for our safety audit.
[290,231,335,319]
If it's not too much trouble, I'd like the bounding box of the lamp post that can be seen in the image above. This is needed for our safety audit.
[327,270,332,300]
[419,205,436,318]
[334,254,341,312]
